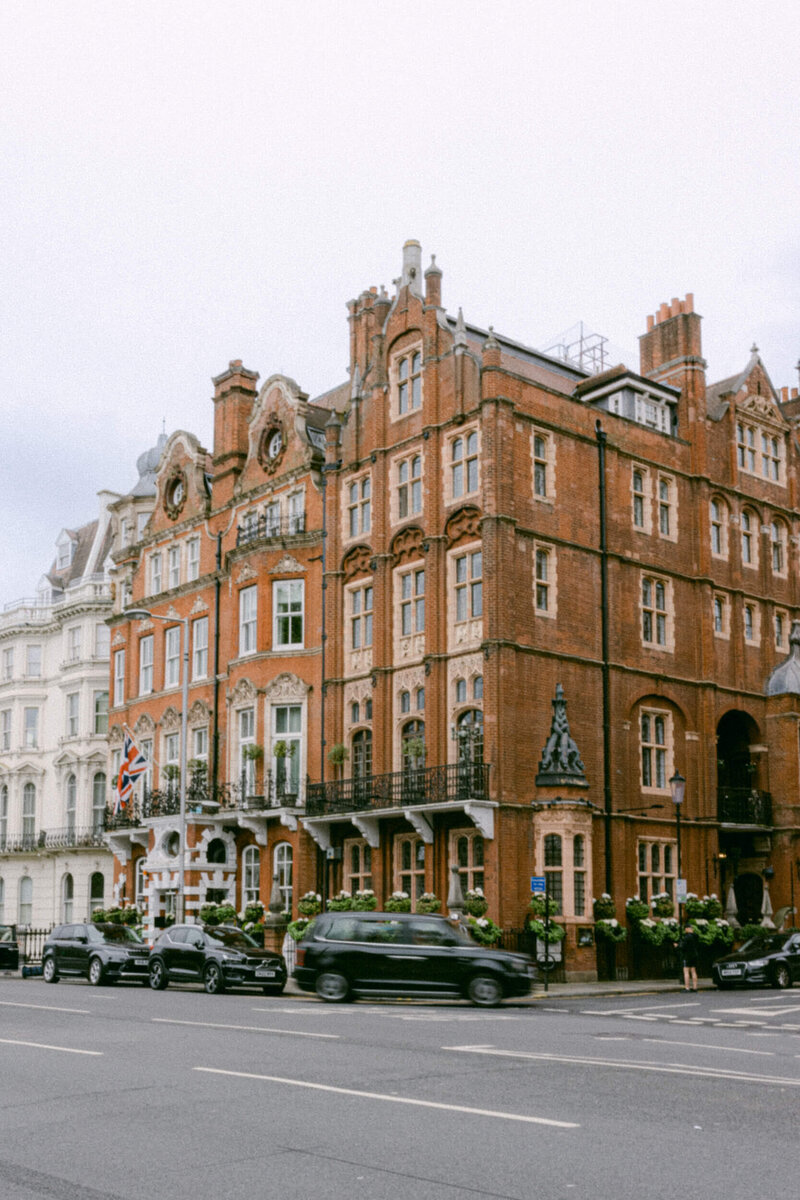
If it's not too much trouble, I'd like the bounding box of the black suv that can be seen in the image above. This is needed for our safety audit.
[42,923,150,986]
[148,924,287,995]
[294,911,536,1006]
[0,924,20,971]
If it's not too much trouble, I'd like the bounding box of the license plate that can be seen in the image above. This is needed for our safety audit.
[132,959,148,966]
[256,969,276,978]
[720,968,741,976]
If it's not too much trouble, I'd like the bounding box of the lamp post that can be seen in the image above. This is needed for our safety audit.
[123,608,189,924]
[670,770,686,936]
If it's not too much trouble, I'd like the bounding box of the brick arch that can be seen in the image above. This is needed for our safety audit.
[445,505,481,548]
[342,544,372,582]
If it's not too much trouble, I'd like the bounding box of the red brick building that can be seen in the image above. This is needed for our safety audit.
[106,241,800,979]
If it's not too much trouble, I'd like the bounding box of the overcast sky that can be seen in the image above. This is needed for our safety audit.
[1,0,798,602]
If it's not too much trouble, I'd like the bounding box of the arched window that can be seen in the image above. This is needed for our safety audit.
[473,675,483,699]
[455,678,466,703]
[242,844,260,907]
[710,497,726,557]
[741,508,757,567]
[90,872,104,913]
[62,873,74,922]
[135,857,146,909]
[0,784,8,849]
[573,834,586,917]
[401,720,425,774]
[451,829,484,892]
[92,773,106,833]
[207,838,227,865]
[273,842,293,913]
[400,690,411,714]
[352,729,372,779]
[65,774,77,837]
[543,834,563,914]
[18,876,33,926]
[22,783,36,847]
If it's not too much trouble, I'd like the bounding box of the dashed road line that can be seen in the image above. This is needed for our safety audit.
[0,1037,102,1056]
[152,1017,338,1039]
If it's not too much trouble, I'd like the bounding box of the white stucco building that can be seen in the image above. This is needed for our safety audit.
[0,496,118,928]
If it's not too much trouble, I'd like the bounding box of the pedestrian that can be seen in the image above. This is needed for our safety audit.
[679,924,699,991]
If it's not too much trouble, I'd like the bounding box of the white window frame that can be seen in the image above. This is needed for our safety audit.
[23,707,39,749]
[66,692,79,738]
[343,837,373,893]
[186,537,200,582]
[533,543,556,617]
[139,635,154,696]
[167,545,181,590]
[640,709,672,793]
[25,645,41,678]
[450,430,479,501]
[273,842,293,913]
[113,649,125,707]
[149,552,163,596]
[239,586,258,656]
[454,549,483,624]
[242,844,261,907]
[164,626,180,689]
[273,580,304,650]
[346,474,371,540]
[740,509,758,569]
[638,839,677,902]
[641,575,672,651]
[532,428,555,502]
[192,616,208,680]
[67,626,82,663]
[1,709,11,752]
[657,474,677,541]
[350,584,373,650]
[710,497,727,559]
[394,346,423,416]
[712,594,729,639]
[775,608,789,651]
[396,453,423,522]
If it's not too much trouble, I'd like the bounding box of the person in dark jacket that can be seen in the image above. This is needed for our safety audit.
[679,925,699,991]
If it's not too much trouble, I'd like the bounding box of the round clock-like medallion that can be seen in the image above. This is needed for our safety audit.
[260,423,285,470]
[267,429,283,458]
[164,470,187,520]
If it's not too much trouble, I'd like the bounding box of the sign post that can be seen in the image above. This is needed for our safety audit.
[530,875,549,994]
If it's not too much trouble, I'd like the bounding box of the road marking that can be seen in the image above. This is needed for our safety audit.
[193,1066,579,1128]
[640,1038,775,1057]
[0,1037,102,1056]
[622,1014,658,1021]
[712,1005,800,1018]
[0,1000,91,1015]
[152,1018,337,1039]
[581,1002,700,1015]
[442,1045,800,1088]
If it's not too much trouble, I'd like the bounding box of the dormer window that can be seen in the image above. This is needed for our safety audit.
[56,536,74,569]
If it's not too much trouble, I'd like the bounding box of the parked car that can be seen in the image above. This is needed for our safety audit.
[293,911,536,1006]
[712,931,800,989]
[0,924,20,971]
[148,924,287,995]
[42,923,150,986]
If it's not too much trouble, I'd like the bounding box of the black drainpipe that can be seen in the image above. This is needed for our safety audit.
[595,420,613,895]
[211,531,222,798]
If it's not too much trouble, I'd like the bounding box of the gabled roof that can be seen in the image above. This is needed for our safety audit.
[706,347,781,422]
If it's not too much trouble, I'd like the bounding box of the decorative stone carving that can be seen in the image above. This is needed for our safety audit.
[536,684,588,787]
[134,713,156,735]
[228,677,257,705]
[161,706,181,733]
[263,672,310,701]
[270,552,304,575]
[445,505,482,547]
[342,545,372,582]
[390,526,424,566]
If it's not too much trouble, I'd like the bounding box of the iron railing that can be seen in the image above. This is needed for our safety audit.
[0,833,40,853]
[717,788,772,825]
[306,762,491,817]
[40,826,107,849]
[236,511,306,546]
[103,773,303,828]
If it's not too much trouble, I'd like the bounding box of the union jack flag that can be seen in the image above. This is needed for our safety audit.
[114,731,149,814]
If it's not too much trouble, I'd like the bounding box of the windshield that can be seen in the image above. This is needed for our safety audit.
[737,934,788,955]
[206,928,257,950]
[91,924,143,944]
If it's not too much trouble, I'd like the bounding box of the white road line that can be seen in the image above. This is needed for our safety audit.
[581,1002,700,1015]
[640,1038,775,1057]
[152,1018,337,1039]
[0,1037,102,1056]
[0,1000,91,1015]
[193,1066,579,1128]
[442,1044,800,1087]
[622,1015,658,1021]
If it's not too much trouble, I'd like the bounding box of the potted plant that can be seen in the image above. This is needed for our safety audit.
[593,894,617,920]
[594,918,627,943]
[288,916,312,941]
[297,891,321,917]
[464,887,488,917]
[272,740,295,760]
[403,737,426,765]
[466,915,502,946]
[415,892,441,914]
[385,891,411,913]
[328,742,350,769]
[242,743,264,761]
[625,896,650,922]
[650,892,675,918]
[352,889,377,911]
[528,894,560,920]
[328,890,354,911]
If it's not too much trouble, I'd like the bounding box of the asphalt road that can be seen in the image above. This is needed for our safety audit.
[1,975,799,1200]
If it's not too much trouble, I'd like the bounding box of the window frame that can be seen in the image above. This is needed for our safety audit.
[239,586,258,657]
[273,580,304,650]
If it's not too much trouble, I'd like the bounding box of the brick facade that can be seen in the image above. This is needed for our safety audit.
[105,241,800,979]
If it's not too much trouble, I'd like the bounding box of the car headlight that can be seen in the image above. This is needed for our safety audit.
[748,958,768,969]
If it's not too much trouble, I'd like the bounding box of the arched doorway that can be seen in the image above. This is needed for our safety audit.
[717,711,759,790]
[733,872,764,926]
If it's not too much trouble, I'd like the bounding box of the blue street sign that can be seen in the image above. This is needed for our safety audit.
[530,876,546,893]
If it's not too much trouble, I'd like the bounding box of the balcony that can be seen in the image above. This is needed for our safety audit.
[306,762,491,817]
[236,511,306,547]
[0,834,39,854]
[40,826,108,849]
[717,788,772,826]
[103,773,303,828]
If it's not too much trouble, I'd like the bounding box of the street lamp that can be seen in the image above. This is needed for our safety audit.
[670,770,686,936]
[123,608,189,924]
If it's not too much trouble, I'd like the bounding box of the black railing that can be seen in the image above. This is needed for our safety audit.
[718,788,772,825]
[103,771,304,829]
[306,762,491,817]
[237,511,306,546]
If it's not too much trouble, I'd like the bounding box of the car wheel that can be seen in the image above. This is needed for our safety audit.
[42,956,58,984]
[467,974,503,1007]
[772,963,791,990]
[262,983,286,996]
[149,959,169,990]
[315,972,350,1002]
[204,963,226,995]
[88,957,105,987]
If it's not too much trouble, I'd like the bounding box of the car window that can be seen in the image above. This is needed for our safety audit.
[357,919,403,944]
[168,927,189,944]
[325,918,360,942]
[408,918,459,947]
[99,925,143,944]
[206,928,256,950]
[0,927,13,943]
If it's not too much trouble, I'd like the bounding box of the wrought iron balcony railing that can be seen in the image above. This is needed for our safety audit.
[0,833,39,854]
[306,762,491,817]
[237,511,306,547]
[717,788,772,826]
[103,773,304,829]
[41,826,107,849]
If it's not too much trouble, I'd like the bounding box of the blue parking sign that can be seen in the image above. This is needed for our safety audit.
[530,876,546,893]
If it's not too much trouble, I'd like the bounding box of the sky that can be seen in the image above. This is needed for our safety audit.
[1,0,798,602]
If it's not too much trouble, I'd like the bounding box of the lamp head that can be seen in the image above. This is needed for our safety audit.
[669,770,686,807]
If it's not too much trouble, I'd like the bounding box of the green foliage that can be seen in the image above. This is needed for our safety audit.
[527,918,566,944]
[288,917,312,942]
[351,890,378,911]
[297,891,322,917]
[415,893,441,914]
[625,897,650,922]
[384,892,411,912]
[593,894,616,920]
[93,906,141,926]
[594,919,627,943]
[635,919,671,946]
[272,740,295,759]
[650,893,675,918]
[327,743,350,765]
[243,901,265,924]
[242,743,263,761]
[528,894,560,919]
[466,916,502,945]
[328,891,354,912]
[464,889,488,917]
[738,922,768,942]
